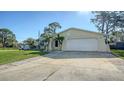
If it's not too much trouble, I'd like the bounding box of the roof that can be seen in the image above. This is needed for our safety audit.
[58,27,102,35]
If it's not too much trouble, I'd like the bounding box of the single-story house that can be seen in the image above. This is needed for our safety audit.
[47,28,110,52]
[19,44,30,50]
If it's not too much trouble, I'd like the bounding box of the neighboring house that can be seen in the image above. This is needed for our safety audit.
[19,44,30,50]
[109,31,124,43]
[42,28,110,52]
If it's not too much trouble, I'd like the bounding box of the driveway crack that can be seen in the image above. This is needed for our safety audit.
[43,69,59,81]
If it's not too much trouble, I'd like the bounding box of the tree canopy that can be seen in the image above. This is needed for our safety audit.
[91,11,124,43]
[48,22,61,33]
[39,22,62,51]
[23,38,37,49]
[42,22,62,40]
[0,28,17,48]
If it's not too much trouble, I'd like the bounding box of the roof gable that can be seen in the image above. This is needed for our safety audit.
[59,27,102,35]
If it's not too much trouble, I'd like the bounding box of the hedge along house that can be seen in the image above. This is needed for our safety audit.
[45,28,110,52]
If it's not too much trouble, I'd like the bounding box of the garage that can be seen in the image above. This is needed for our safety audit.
[51,28,109,52]
[65,38,98,51]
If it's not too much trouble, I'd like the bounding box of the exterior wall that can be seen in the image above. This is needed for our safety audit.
[59,29,109,52]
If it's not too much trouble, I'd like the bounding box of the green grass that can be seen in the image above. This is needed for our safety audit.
[111,49,124,59]
[0,48,18,50]
[0,49,45,65]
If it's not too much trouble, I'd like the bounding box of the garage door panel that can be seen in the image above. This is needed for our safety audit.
[64,39,98,51]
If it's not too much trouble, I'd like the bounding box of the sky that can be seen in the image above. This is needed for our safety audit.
[0,11,97,42]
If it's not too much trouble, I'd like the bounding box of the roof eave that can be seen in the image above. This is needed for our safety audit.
[58,27,102,35]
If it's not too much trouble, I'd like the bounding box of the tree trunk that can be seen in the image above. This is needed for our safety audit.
[101,19,105,34]
[105,21,109,44]
[2,37,5,48]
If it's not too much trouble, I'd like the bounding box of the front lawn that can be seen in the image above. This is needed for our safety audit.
[0,48,17,50]
[111,49,124,59]
[0,49,45,65]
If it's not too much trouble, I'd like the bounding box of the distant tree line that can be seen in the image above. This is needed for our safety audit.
[22,38,38,49]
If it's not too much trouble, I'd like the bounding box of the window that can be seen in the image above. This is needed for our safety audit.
[55,40,58,47]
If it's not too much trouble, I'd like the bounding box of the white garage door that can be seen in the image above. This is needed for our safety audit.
[64,39,98,51]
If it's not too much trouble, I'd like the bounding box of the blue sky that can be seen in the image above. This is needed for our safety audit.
[0,11,97,42]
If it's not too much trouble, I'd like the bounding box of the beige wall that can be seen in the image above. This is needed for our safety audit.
[59,29,109,52]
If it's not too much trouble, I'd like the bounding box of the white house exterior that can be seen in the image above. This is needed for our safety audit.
[20,44,30,50]
[48,28,110,52]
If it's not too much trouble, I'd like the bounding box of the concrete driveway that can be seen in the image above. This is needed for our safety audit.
[0,51,124,81]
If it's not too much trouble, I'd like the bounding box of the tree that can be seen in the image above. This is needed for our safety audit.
[41,22,62,51]
[23,38,37,49]
[0,28,17,48]
[109,31,124,43]
[48,22,61,33]
[91,11,113,43]
[91,11,124,43]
